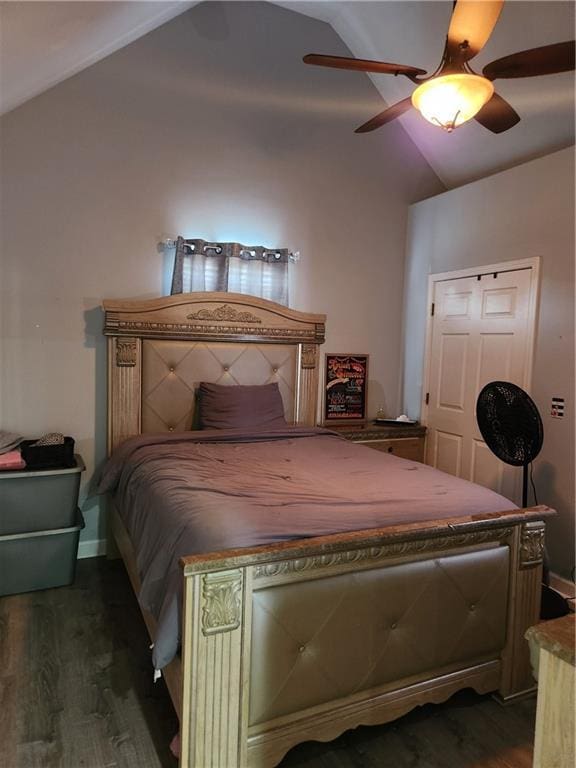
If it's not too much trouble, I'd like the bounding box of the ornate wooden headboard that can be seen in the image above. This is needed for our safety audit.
[103,292,326,453]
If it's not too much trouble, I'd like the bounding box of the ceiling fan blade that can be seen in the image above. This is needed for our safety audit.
[446,0,504,63]
[303,54,426,79]
[483,40,575,80]
[474,92,520,133]
[355,97,414,133]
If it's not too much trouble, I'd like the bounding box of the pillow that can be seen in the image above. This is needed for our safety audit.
[197,382,287,430]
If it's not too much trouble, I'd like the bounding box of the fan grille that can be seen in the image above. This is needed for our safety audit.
[476,381,543,467]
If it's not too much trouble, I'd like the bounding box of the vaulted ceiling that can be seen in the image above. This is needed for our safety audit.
[1,1,574,187]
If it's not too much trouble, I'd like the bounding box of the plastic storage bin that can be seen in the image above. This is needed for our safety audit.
[0,455,85,535]
[0,509,85,596]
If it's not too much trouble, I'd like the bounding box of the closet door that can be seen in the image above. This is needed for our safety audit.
[425,267,536,501]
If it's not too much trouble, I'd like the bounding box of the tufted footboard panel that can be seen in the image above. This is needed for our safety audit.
[249,546,509,725]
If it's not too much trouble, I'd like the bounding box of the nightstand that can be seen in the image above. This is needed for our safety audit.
[328,423,426,462]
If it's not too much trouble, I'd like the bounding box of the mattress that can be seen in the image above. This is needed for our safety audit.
[99,426,516,668]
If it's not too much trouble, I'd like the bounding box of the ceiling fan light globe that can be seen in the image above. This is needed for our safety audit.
[411,74,494,130]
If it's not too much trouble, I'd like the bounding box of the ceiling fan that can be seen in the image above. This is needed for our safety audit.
[303,0,575,134]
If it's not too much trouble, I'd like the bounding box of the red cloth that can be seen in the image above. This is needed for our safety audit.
[169,732,180,758]
[0,450,25,470]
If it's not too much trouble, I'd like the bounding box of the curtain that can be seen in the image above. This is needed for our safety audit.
[171,238,290,305]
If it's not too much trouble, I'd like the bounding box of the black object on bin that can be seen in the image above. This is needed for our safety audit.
[20,437,76,469]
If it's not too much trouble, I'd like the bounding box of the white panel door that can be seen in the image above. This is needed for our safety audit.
[425,267,535,502]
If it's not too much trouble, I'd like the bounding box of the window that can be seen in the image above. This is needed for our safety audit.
[171,238,293,305]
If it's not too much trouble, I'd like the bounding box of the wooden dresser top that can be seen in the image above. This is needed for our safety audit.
[526,614,575,667]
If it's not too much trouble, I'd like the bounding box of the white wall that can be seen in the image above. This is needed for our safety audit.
[0,2,442,553]
[403,146,575,578]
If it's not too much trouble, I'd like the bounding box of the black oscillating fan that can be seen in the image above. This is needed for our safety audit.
[477,381,569,620]
[476,381,543,507]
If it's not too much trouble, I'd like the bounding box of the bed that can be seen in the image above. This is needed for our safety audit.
[102,292,553,768]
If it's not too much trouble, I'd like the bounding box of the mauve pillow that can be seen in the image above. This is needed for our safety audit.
[197,382,287,430]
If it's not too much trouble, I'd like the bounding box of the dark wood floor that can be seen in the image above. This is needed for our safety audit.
[0,558,537,768]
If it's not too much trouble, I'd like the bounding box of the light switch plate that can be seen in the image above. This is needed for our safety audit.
[550,397,565,418]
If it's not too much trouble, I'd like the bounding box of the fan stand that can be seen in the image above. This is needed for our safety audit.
[523,462,572,620]
[521,464,529,508]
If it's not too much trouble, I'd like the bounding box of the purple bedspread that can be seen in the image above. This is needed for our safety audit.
[99,427,516,668]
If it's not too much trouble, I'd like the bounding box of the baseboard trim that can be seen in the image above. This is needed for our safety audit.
[492,686,537,706]
[549,571,576,612]
[78,538,107,559]
[549,571,575,597]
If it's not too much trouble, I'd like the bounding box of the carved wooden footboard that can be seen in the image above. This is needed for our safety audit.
[176,507,552,768]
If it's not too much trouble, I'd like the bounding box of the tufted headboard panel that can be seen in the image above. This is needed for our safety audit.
[141,340,298,433]
[103,292,326,452]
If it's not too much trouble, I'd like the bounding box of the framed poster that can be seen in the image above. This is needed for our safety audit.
[323,354,369,424]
